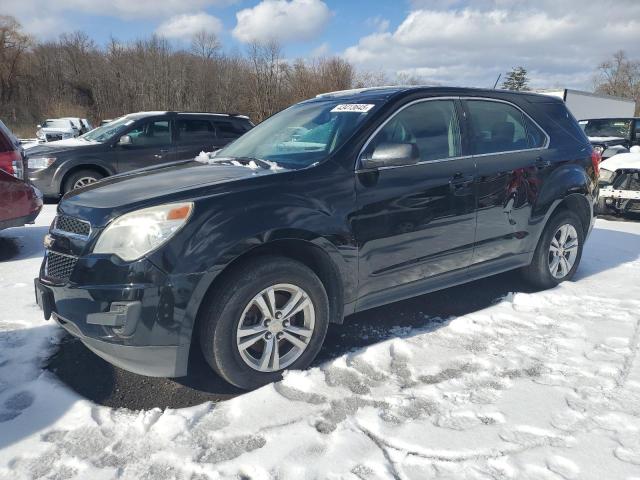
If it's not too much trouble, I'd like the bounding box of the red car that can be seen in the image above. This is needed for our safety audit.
[0,121,42,230]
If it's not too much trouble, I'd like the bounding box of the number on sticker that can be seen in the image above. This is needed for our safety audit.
[331,104,375,113]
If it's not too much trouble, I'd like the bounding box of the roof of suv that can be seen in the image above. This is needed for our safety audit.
[313,85,562,104]
[126,111,251,120]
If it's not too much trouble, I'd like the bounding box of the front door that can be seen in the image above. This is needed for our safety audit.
[353,98,477,303]
[115,119,177,173]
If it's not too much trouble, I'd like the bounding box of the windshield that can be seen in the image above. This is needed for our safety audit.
[43,119,72,129]
[82,116,131,142]
[216,100,380,168]
[581,119,631,138]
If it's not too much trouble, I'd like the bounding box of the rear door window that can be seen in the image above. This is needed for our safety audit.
[466,100,542,154]
[177,119,215,142]
[215,120,248,139]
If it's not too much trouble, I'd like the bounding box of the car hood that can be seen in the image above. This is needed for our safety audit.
[40,127,75,134]
[59,159,287,227]
[600,152,640,172]
[25,138,100,156]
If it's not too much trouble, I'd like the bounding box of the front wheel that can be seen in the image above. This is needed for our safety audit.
[63,169,104,194]
[198,256,329,389]
[522,211,585,289]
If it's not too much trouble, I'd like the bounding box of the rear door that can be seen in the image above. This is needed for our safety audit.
[353,98,477,302]
[174,117,218,160]
[462,98,549,265]
[115,118,177,173]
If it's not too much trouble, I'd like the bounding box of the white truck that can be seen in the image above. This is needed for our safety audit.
[538,89,636,120]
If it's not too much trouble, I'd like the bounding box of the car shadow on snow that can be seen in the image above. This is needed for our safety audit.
[44,223,640,411]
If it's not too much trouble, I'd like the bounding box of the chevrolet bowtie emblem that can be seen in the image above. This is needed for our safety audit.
[43,234,54,249]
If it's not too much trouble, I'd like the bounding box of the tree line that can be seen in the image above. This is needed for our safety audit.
[0,16,355,136]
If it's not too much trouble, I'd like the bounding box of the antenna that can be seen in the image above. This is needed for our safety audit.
[492,74,502,89]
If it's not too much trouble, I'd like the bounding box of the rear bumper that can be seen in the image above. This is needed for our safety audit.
[0,205,42,231]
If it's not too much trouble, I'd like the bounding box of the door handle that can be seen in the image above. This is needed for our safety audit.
[449,172,473,185]
[535,157,551,169]
[449,172,474,194]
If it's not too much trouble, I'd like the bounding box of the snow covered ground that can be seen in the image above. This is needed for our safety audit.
[1,205,640,479]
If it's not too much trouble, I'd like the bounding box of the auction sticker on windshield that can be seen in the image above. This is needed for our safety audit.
[331,104,375,113]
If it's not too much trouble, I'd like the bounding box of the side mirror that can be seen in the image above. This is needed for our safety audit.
[361,142,420,169]
[118,135,132,146]
[630,145,640,154]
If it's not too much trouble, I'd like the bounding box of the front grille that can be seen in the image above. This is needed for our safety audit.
[53,215,91,237]
[44,251,78,283]
[46,133,62,142]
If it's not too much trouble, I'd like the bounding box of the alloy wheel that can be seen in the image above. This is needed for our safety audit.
[236,283,315,372]
[73,176,98,189]
[548,224,579,279]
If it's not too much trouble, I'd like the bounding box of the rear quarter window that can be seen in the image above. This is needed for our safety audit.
[540,103,589,145]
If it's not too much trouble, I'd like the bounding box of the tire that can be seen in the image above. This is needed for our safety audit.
[63,169,104,194]
[522,210,585,290]
[198,256,330,390]
[595,197,608,216]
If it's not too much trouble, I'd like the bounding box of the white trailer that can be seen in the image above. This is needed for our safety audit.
[537,89,636,120]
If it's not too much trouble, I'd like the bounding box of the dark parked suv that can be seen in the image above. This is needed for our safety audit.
[26,111,253,197]
[35,87,598,389]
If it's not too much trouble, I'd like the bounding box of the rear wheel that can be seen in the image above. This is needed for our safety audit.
[522,210,584,289]
[198,256,329,390]
[63,169,104,194]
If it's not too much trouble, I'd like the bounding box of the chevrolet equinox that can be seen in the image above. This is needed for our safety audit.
[35,87,599,389]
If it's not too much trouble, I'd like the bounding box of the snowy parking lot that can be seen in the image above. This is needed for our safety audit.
[1,205,640,479]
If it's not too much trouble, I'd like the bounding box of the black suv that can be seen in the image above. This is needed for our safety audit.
[35,87,598,389]
[26,111,253,197]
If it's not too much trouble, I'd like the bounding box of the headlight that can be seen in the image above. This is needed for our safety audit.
[28,157,56,169]
[93,202,194,261]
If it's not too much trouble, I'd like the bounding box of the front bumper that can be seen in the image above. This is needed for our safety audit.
[52,307,188,377]
[34,253,201,378]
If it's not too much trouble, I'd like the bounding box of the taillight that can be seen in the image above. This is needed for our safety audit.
[591,149,601,177]
[0,150,21,177]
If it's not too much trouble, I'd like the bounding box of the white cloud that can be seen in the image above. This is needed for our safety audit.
[156,13,223,40]
[232,0,331,44]
[344,0,640,90]
[310,42,330,57]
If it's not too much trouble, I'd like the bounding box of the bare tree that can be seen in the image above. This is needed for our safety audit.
[191,31,221,60]
[0,15,360,135]
[594,50,640,114]
[0,16,31,122]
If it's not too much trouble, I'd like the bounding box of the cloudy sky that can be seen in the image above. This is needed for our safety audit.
[3,0,640,90]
